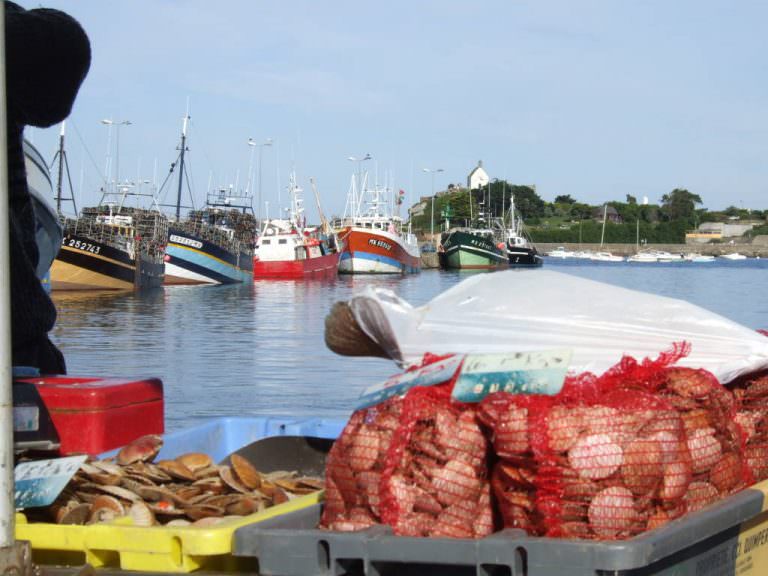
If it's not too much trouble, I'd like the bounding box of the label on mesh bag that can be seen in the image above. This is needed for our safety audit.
[357,355,464,409]
[452,349,572,402]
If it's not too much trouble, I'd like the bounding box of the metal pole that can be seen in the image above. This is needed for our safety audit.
[0,5,17,548]
[430,172,435,239]
[56,123,65,213]
[175,115,188,221]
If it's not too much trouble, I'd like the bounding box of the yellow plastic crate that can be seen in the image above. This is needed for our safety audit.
[15,490,322,573]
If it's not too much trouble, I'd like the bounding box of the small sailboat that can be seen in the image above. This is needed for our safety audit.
[589,204,624,262]
[253,173,340,279]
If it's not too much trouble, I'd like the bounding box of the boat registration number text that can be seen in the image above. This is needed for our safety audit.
[368,239,392,251]
[170,235,203,249]
[63,238,101,255]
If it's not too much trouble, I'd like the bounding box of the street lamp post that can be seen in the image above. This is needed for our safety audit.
[422,167,444,240]
[101,118,131,187]
[248,138,272,222]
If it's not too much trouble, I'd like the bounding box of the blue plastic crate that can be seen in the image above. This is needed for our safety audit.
[101,415,345,461]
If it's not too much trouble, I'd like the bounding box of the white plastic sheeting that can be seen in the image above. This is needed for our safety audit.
[347,270,768,384]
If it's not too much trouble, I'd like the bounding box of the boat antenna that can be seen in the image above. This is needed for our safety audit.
[49,121,78,215]
[175,114,189,220]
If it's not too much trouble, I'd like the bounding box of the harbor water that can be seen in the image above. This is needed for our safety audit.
[50,259,768,432]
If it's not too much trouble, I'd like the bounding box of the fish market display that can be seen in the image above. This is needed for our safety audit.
[28,435,324,527]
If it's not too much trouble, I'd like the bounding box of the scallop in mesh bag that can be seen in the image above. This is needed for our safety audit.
[378,384,494,538]
[320,398,403,531]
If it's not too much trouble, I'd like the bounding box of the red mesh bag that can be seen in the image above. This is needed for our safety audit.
[379,384,494,538]
[320,397,403,531]
[535,388,694,539]
[481,344,750,540]
[730,372,768,481]
[321,353,465,533]
[479,393,554,535]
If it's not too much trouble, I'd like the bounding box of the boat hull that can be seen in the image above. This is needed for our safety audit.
[164,229,253,285]
[253,251,339,279]
[337,227,421,274]
[439,230,507,270]
[507,245,543,268]
[51,234,164,290]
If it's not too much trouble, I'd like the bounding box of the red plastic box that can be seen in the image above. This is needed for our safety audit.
[17,375,164,455]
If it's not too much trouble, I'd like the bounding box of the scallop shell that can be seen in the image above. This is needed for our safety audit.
[155,459,196,482]
[684,481,719,513]
[219,466,249,494]
[588,486,638,538]
[226,497,260,516]
[117,434,163,466]
[176,452,213,472]
[230,454,262,490]
[84,483,141,502]
[184,504,225,521]
[129,501,156,527]
[687,428,722,474]
[88,495,125,521]
[568,433,623,480]
[58,503,92,525]
[621,437,664,496]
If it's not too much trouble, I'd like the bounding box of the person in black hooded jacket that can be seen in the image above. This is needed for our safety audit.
[5,0,91,373]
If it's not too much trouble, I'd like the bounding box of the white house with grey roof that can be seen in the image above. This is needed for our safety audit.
[467,160,489,190]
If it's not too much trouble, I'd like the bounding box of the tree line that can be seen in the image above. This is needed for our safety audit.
[410,182,768,244]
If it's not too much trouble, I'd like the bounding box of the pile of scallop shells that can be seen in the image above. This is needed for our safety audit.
[36,434,324,527]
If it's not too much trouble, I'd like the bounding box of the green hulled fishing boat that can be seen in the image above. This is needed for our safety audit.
[438,228,508,270]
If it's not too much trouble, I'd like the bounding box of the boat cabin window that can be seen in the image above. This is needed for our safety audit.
[278,239,287,244]
[262,239,271,245]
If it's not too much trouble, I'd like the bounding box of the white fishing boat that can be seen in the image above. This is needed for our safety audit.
[336,167,420,274]
[546,246,574,259]
[721,252,748,260]
[627,251,658,263]
[684,253,716,263]
[590,251,624,262]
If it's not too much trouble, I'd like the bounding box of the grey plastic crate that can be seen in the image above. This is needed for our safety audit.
[233,486,768,576]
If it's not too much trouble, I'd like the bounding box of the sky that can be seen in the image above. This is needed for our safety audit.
[23,0,768,222]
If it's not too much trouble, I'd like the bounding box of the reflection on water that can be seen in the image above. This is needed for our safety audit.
[49,261,768,432]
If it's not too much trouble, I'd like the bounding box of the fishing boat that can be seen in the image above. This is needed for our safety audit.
[438,186,507,270]
[721,252,748,260]
[503,194,542,267]
[438,227,508,269]
[336,169,420,274]
[161,116,256,285]
[49,124,168,291]
[253,174,340,279]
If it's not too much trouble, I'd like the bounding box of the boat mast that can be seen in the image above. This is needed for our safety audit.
[50,121,77,215]
[174,115,189,220]
[600,203,607,248]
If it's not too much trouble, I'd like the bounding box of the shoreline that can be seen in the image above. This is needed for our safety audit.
[533,242,767,258]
